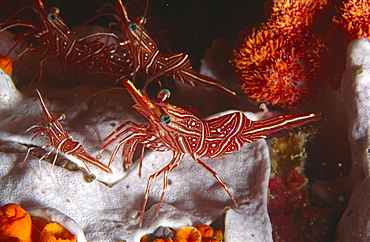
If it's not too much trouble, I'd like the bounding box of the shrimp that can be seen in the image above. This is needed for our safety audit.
[0,0,130,91]
[4,90,112,176]
[111,0,237,97]
[101,80,320,226]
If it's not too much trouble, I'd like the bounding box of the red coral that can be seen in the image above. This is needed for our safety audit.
[333,0,370,40]
[268,169,309,215]
[234,0,328,107]
[268,169,337,241]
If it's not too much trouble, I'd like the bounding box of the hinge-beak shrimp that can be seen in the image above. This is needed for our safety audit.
[112,0,238,97]
[101,80,320,226]
[2,90,112,177]
[0,0,130,91]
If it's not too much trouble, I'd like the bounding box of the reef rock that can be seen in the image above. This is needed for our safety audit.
[0,69,273,241]
[336,38,370,241]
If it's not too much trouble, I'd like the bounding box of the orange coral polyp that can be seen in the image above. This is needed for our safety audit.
[0,203,33,242]
[0,236,23,241]
[0,203,77,242]
[333,0,370,40]
[196,224,214,238]
[213,230,224,241]
[234,0,328,107]
[0,56,12,76]
[173,227,201,242]
[152,239,173,242]
[39,222,76,242]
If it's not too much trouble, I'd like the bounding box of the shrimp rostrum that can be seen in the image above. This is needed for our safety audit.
[101,80,321,226]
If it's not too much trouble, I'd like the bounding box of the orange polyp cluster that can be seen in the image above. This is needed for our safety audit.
[140,225,224,242]
[333,0,370,40]
[0,204,76,242]
[0,55,12,76]
[0,203,32,242]
[234,0,328,107]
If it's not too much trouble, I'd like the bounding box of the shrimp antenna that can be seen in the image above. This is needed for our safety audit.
[0,115,39,131]
[63,87,127,114]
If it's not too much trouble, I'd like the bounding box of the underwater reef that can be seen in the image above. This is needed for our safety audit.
[0,0,369,241]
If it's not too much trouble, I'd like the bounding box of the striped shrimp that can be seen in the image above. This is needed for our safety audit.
[101,80,320,226]
[1,89,112,177]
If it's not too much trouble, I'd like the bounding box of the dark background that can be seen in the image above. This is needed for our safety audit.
[0,0,267,69]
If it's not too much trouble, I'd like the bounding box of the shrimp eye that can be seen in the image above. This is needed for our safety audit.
[59,113,66,120]
[50,7,60,15]
[129,23,137,31]
[157,89,171,102]
[160,113,171,125]
[45,122,52,129]
[85,174,96,183]
[48,13,57,21]
[136,16,146,25]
